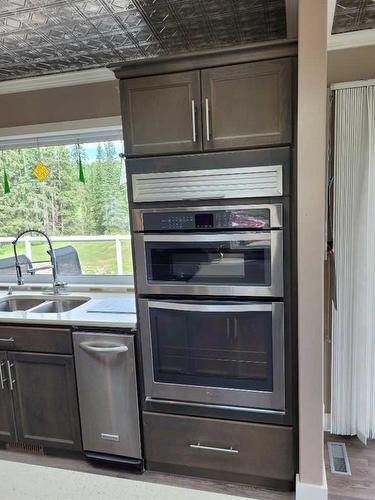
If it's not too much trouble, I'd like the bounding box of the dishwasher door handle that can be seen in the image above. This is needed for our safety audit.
[79,342,129,354]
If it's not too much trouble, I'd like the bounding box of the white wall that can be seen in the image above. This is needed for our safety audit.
[296,0,328,497]
[328,45,375,84]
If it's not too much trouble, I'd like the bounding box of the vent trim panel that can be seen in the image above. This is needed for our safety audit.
[132,165,283,203]
[6,442,44,455]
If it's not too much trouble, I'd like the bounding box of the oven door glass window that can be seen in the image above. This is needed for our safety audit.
[149,305,274,392]
[145,236,272,287]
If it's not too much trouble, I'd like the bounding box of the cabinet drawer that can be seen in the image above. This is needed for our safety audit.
[143,412,294,487]
[0,326,72,354]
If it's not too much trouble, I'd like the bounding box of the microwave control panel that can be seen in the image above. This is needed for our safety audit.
[141,207,280,231]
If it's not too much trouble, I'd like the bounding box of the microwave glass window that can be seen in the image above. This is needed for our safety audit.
[150,307,273,391]
[171,252,245,278]
[146,241,271,286]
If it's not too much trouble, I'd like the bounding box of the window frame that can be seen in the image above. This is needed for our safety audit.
[0,118,134,287]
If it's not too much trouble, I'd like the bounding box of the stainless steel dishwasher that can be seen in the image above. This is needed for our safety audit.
[73,330,143,470]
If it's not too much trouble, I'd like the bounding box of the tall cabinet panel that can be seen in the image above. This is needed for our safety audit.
[201,58,292,151]
[0,352,16,443]
[121,71,202,157]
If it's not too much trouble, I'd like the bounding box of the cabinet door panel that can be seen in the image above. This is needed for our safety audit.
[8,352,81,450]
[0,352,16,443]
[121,71,202,156]
[202,58,292,151]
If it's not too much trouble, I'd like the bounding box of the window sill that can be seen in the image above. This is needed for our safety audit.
[0,282,135,294]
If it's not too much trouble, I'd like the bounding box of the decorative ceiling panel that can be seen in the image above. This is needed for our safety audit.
[0,0,287,81]
[332,0,375,34]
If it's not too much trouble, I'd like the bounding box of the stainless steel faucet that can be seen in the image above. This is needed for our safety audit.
[12,229,67,295]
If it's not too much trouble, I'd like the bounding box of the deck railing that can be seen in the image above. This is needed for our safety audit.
[0,235,132,275]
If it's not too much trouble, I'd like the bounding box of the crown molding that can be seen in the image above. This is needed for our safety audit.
[0,67,116,95]
[328,27,375,51]
[0,116,122,149]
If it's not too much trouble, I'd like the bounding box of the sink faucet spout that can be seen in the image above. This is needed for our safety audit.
[12,229,67,294]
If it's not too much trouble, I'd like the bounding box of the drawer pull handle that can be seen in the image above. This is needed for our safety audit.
[189,443,239,454]
[0,337,14,343]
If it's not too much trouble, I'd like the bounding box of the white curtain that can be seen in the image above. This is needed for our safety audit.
[331,85,375,443]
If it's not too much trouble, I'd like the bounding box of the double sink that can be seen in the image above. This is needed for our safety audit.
[0,296,89,314]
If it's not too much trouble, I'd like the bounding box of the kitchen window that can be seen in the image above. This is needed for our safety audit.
[0,132,133,286]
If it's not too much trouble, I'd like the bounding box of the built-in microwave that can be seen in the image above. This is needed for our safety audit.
[132,204,284,297]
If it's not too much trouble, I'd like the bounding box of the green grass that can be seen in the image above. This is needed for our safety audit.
[0,238,133,276]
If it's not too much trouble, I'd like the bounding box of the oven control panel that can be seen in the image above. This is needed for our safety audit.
[139,206,282,231]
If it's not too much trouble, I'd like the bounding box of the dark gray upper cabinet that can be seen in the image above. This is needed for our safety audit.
[8,352,81,450]
[120,58,293,157]
[201,58,292,151]
[0,352,16,443]
[121,71,202,157]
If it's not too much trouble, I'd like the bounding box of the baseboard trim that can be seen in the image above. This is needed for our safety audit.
[295,472,328,500]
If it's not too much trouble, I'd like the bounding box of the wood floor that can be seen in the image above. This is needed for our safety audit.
[6,434,375,499]
[326,433,375,499]
[0,447,293,500]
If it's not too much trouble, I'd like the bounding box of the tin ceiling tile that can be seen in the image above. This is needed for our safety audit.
[0,0,287,81]
[332,0,375,34]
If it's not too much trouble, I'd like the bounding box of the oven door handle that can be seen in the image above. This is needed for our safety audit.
[142,232,273,243]
[147,301,273,312]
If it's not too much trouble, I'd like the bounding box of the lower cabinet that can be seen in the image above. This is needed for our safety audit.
[0,349,81,450]
[143,411,295,489]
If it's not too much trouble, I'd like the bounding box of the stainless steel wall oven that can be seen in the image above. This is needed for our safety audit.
[138,299,285,411]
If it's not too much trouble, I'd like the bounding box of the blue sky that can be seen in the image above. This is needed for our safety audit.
[78,140,123,162]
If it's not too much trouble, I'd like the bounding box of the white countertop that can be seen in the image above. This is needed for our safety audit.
[0,290,137,329]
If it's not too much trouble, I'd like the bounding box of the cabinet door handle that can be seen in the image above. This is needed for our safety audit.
[191,99,197,142]
[0,337,14,343]
[0,362,6,390]
[189,443,238,454]
[7,361,15,391]
[205,98,211,141]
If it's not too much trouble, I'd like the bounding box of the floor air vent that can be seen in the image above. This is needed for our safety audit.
[6,442,44,455]
[327,442,351,475]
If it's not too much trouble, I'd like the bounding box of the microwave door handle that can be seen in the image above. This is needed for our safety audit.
[147,301,273,313]
[143,233,272,243]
